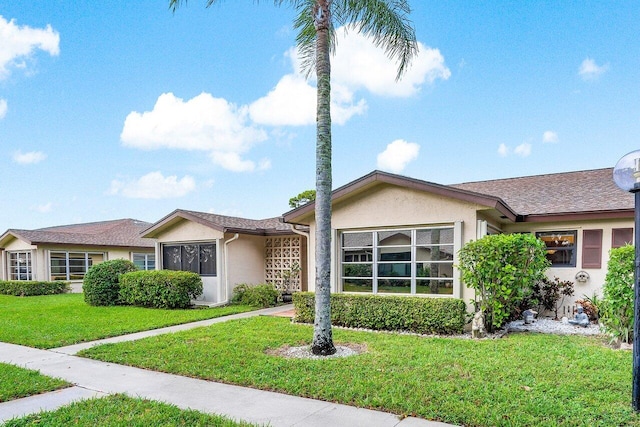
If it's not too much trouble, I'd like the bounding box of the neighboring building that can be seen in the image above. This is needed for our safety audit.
[141,209,308,304]
[0,219,156,292]
[282,168,634,306]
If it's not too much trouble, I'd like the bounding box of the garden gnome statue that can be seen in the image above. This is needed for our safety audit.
[568,306,589,327]
[523,309,538,325]
[471,310,486,339]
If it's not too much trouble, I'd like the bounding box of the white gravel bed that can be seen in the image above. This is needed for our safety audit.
[506,318,603,336]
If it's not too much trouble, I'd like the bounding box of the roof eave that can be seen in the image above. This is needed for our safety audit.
[142,209,224,238]
[521,209,635,223]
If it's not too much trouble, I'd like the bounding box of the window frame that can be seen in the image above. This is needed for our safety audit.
[8,251,33,281]
[535,230,578,268]
[340,226,455,296]
[49,251,105,281]
[161,242,217,276]
[132,253,156,271]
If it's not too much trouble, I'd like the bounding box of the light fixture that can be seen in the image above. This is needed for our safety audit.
[613,149,640,412]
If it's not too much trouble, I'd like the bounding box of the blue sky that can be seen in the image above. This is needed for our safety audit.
[1,1,638,229]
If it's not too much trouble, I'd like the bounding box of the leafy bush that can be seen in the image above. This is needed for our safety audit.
[0,281,69,296]
[458,233,550,332]
[231,283,278,308]
[520,276,574,319]
[600,245,634,343]
[119,270,203,309]
[83,260,138,306]
[576,292,601,321]
[293,292,466,335]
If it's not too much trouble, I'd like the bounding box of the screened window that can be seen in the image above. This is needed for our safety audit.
[132,253,156,271]
[612,228,633,248]
[341,227,454,295]
[162,243,216,276]
[582,229,602,269]
[536,231,577,267]
[50,251,105,280]
[8,252,32,281]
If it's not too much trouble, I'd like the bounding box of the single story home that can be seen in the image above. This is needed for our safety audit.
[140,209,308,304]
[1,168,633,311]
[283,168,634,308]
[0,219,156,292]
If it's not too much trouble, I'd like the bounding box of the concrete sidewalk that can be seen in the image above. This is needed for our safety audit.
[0,306,456,427]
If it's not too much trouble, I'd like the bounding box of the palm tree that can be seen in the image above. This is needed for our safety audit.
[169,0,417,356]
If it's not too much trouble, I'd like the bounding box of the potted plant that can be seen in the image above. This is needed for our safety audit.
[279,262,301,303]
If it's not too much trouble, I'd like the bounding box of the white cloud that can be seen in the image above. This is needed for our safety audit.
[514,143,532,157]
[0,99,6,118]
[498,143,509,157]
[0,16,60,80]
[542,131,559,143]
[331,28,451,97]
[249,60,367,126]
[108,171,196,199]
[13,150,46,164]
[578,58,609,81]
[121,92,268,172]
[376,139,420,173]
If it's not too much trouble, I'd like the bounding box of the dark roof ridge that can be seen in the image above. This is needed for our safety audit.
[452,167,612,186]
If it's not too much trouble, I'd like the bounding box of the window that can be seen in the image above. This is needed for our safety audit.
[582,229,602,269]
[50,251,105,280]
[132,253,155,270]
[612,228,633,248]
[536,231,577,267]
[341,227,454,295]
[162,243,216,276]
[8,251,32,281]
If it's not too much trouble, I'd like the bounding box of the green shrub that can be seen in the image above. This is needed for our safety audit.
[458,233,550,332]
[0,281,69,296]
[119,270,203,309]
[293,292,466,335]
[231,283,278,308]
[600,245,634,343]
[83,260,138,306]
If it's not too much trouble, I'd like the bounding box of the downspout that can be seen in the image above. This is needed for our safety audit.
[222,233,240,305]
[290,226,310,292]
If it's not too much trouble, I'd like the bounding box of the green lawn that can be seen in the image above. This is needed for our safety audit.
[0,362,69,402]
[80,316,640,427]
[2,394,257,426]
[0,294,255,349]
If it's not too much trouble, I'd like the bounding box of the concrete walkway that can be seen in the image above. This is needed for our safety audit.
[0,305,455,427]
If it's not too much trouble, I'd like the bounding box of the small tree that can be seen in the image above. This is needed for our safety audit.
[600,245,634,344]
[458,233,550,332]
[289,190,316,209]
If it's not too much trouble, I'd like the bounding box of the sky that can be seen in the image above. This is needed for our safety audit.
[1,1,639,229]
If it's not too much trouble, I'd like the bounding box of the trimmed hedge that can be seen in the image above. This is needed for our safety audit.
[293,292,466,335]
[119,270,203,309]
[83,259,138,306]
[0,280,69,296]
[231,283,279,308]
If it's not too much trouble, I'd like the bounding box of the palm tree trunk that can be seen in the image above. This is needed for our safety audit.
[311,0,336,356]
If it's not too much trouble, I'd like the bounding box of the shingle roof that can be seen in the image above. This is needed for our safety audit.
[1,219,155,248]
[142,209,297,238]
[451,168,634,217]
[182,210,294,234]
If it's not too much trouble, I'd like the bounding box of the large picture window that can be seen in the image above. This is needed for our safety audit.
[8,251,32,281]
[536,231,577,267]
[162,243,216,276]
[341,227,454,295]
[50,251,105,281]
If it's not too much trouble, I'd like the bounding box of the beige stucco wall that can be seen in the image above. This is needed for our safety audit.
[2,236,153,292]
[153,220,224,243]
[225,233,266,290]
[504,218,634,306]
[304,184,484,304]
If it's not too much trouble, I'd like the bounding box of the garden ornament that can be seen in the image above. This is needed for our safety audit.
[568,306,589,327]
[523,309,538,325]
[471,310,486,339]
